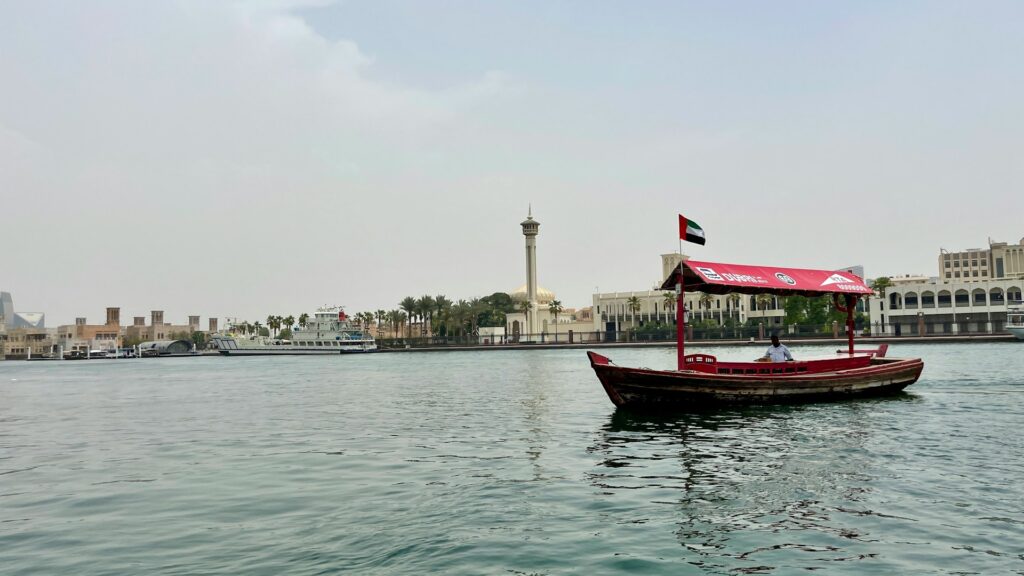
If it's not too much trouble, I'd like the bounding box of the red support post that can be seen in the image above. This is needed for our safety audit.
[847,296,855,355]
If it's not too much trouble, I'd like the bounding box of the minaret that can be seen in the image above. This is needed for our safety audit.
[520,206,541,337]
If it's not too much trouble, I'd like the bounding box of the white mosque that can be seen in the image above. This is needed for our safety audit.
[503,209,596,342]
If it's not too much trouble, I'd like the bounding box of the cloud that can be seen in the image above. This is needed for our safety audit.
[0,0,519,325]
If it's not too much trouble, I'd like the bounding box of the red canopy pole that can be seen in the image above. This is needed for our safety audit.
[677,268,685,370]
[847,295,855,355]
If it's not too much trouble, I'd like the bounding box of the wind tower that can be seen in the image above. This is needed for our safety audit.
[521,206,541,337]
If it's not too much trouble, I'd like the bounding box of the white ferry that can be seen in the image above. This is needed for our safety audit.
[1008,305,1024,341]
[210,308,376,355]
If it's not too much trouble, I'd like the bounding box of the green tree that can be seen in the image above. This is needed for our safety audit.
[191,331,207,350]
[662,291,676,322]
[278,328,292,340]
[517,299,531,338]
[626,296,642,337]
[727,293,742,322]
[698,293,713,322]
[400,297,417,338]
[433,295,451,336]
[548,300,564,342]
[267,315,281,336]
[870,276,892,298]
[413,293,434,334]
[298,313,309,328]
[375,310,386,334]
[283,315,295,330]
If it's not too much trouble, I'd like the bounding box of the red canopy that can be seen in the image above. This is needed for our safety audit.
[660,259,874,297]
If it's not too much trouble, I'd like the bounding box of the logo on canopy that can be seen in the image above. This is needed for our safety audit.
[696,267,723,281]
[820,273,853,286]
[775,272,797,285]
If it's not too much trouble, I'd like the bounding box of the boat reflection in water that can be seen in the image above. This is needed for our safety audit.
[588,399,921,573]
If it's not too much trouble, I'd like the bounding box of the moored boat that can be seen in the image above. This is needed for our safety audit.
[1007,306,1024,341]
[589,258,924,408]
[211,307,376,356]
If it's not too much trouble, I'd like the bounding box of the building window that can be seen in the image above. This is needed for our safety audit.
[945,262,950,268]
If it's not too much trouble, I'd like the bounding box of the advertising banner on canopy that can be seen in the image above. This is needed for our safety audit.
[660,259,874,297]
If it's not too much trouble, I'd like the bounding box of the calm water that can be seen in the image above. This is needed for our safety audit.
[2,343,1023,575]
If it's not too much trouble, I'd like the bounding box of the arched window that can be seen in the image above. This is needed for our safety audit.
[972,289,986,306]
[954,289,969,307]
[904,291,919,309]
[990,288,1005,305]
[889,293,902,309]
[937,290,952,308]
[1008,287,1023,304]
[921,291,936,308]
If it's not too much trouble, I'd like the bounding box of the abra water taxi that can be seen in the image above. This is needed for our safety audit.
[589,259,924,408]
[211,308,376,356]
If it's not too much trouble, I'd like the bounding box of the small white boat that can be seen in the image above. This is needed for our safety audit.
[210,307,376,356]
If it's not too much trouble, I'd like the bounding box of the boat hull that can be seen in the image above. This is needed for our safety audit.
[1008,326,1024,341]
[588,352,923,408]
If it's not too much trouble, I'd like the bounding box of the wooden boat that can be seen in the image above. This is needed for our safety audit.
[589,259,924,408]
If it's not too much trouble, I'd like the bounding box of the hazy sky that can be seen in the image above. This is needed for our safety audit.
[2,1,1022,326]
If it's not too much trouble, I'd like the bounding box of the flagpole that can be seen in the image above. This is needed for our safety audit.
[677,236,685,370]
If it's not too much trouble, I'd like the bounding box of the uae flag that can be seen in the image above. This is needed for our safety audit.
[678,214,706,245]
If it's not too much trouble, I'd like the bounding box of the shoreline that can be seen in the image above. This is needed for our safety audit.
[4,334,1016,361]
[376,333,1018,353]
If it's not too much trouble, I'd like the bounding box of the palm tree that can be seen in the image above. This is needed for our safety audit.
[417,295,435,336]
[548,300,564,342]
[253,321,263,336]
[266,315,280,336]
[397,310,408,339]
[727,293,741,322]
[754,294,773,326]
[626,296,642,339]
[375,310,386,335]
[662,291,676,322]
[399,297,417,338]
[283,315,295,331]
[434,295,451,336]
[871,276,892,298]
[517,299,531,339]
[298,313,309,328]
[698,293,713,322]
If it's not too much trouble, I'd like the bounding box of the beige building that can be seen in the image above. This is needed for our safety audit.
[57,308,124,352]
[1,327,57,359]
[123,310,197,343]
[939,236,1024,283]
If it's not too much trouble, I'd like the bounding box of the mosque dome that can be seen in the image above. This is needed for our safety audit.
[510,284,556,304]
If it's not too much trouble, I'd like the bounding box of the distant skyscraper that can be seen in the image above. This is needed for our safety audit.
[0,292,12,328]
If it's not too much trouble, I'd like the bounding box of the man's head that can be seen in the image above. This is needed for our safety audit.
[771,334,780,346]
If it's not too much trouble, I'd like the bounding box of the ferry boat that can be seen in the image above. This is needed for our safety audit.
[210,308,376,356]
[589,259,924,408]
[1008,305,1024,341]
